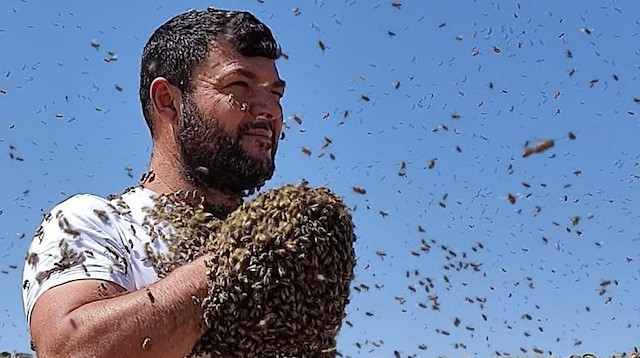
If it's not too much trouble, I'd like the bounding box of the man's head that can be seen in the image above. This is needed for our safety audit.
[140,8,285,195]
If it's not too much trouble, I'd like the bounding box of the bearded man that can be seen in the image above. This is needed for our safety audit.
[22,8,286,358]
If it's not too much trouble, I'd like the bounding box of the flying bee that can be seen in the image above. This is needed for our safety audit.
[301,147,312,156]
[321,137,332,149]
[317,40,326,51]
[289,114,302,125]
[352,186,366,195]
[523,139,554,157]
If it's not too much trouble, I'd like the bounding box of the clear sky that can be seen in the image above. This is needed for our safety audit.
[0,0,639,357]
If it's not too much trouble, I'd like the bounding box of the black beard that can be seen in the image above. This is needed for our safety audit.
[178,95,277,195]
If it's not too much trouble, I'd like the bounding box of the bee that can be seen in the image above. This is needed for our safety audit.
[522,139,554,157]
[292,7,301,16]
[26,252,39,266]
[146,289,155,303]
[360,94,370,102]
[492,45,501,53]
[301,147,312,156]
[352,186,366,195]
[398,161,407,177]
[290,114,302,125]
[321,137,332,149]
[391,2,402,9]
[533,347,544,354]
[114,84,123,92]
[94,209,110,224]
[317,40,326,51]
[140,170,156,184]
[141,337,151,349]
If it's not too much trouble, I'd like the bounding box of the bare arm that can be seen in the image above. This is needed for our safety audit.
[30,254,211,358]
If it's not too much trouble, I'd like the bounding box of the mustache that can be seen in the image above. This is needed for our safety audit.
[239,118,274,141]
[243,120,270,132]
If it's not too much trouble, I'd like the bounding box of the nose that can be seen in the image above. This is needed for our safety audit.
[249,88,283,128]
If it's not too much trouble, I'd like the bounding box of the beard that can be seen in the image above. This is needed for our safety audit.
[178,95,278,195]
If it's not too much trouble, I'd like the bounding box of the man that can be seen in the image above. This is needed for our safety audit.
[22,8,285,358]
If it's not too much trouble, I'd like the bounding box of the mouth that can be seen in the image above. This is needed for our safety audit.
[243,128,273,140]
[242,120,274,141]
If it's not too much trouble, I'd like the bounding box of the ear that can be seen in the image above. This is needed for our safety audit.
[150,77,182,136]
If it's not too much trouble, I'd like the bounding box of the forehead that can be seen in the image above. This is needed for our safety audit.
[195,41,280,81]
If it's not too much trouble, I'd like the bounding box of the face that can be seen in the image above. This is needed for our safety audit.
[178,41,285,194]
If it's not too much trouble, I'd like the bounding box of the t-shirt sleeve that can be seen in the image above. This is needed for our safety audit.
[22,194,135,324]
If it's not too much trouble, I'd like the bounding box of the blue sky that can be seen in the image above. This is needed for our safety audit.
[0,0,639,356]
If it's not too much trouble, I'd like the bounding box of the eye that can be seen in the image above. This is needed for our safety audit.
[271,90,284,99]
[227,81,249,88]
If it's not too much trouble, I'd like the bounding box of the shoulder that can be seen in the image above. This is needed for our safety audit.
[22,192,143,323]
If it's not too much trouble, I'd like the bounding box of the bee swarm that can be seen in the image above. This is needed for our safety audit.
[148,183,357,358]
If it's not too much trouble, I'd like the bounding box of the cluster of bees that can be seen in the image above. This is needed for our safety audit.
[146,183,357,357]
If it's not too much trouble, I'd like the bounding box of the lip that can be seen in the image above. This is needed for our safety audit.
[244,128,272,140]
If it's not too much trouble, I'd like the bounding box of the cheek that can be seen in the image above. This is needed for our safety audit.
[200,93,246,135]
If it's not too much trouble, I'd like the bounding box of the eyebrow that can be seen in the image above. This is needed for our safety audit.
[222,67,286,89]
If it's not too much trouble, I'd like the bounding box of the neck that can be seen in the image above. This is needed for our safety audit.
[142,146,243,217]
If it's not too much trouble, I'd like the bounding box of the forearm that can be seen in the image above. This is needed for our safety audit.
[47,255,210,358]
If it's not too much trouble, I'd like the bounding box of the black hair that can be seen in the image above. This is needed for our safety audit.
[139,8,281,136]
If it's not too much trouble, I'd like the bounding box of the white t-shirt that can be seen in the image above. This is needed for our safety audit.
[22,187,169,324]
